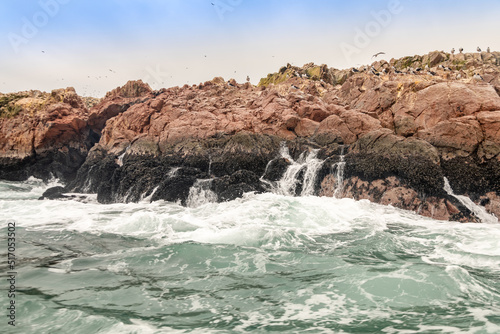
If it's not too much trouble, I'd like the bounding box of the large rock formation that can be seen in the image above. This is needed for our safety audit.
[0,88,98,181]
[2,51,500,223]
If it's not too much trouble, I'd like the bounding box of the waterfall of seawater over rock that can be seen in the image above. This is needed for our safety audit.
[276,146,324,196]
[260,143,346,198]
[117,145,131,166]
[186,179,217,208]
[332,145,346,198]
[443,177,498,224]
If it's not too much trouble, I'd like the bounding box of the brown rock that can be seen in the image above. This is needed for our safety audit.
[476,111,500,144]
[340,110,382,138]
[408,83,500,130]
[352,129,440,164]
[316,115,357,144]
[416,116,484,158]
[295,119,319,137]
[105,80,152,99]
[478,140,500,160]
[380,187,421,209]
[485,192,500,219]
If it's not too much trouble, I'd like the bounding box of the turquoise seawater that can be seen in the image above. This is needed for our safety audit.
[1,178,500,333]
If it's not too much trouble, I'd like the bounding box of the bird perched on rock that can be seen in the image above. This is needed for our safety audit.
[477,47,482,52]
[291,84,299,89]
[351,68,360,73]
[227,80,236,87]
[487,47,491,53]
[459,48,464,53]
[473,73,483,81]
[451,48,455,54]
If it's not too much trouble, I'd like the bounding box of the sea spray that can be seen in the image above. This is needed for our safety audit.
[299,150,324,196]
[276,145,323,196]
[117,145,131,167]
[443,177,498,224]
[2,179,500,333]
[333,145,346,198]
[186,179,217,207]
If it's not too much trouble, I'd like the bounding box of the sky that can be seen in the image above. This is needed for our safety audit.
[1,0,499,97]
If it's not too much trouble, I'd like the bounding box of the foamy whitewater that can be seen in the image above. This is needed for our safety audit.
[1,178,500,333]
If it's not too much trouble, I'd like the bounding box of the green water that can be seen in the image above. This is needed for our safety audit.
[1,179,499,333]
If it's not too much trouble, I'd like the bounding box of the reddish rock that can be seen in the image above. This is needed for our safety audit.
[295,119,319,137]
[416,116,484,158]
[399,83,500,131]
[477,111,500,144]
[316,115,356,144]
[340,110,382,139]
[485,192,500,219]
[380,187,421,209]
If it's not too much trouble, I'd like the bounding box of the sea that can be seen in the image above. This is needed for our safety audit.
[1,177,499,334]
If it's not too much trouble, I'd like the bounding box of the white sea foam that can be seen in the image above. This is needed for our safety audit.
[443,177,498,224]
[2,179,500,333]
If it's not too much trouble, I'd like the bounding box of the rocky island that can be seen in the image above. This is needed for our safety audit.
[1,51,500,223]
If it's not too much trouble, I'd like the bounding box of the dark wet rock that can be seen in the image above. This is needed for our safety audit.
[261,158,291,181]
[151,173,199,205]
[441,156,500,198]
[39,186,67,200]
[344,153,445,197]
[211,170,265,202]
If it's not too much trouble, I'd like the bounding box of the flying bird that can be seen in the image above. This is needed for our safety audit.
[372,52,385,58]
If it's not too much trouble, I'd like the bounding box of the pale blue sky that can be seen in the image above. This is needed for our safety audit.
[1,0,499,96]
